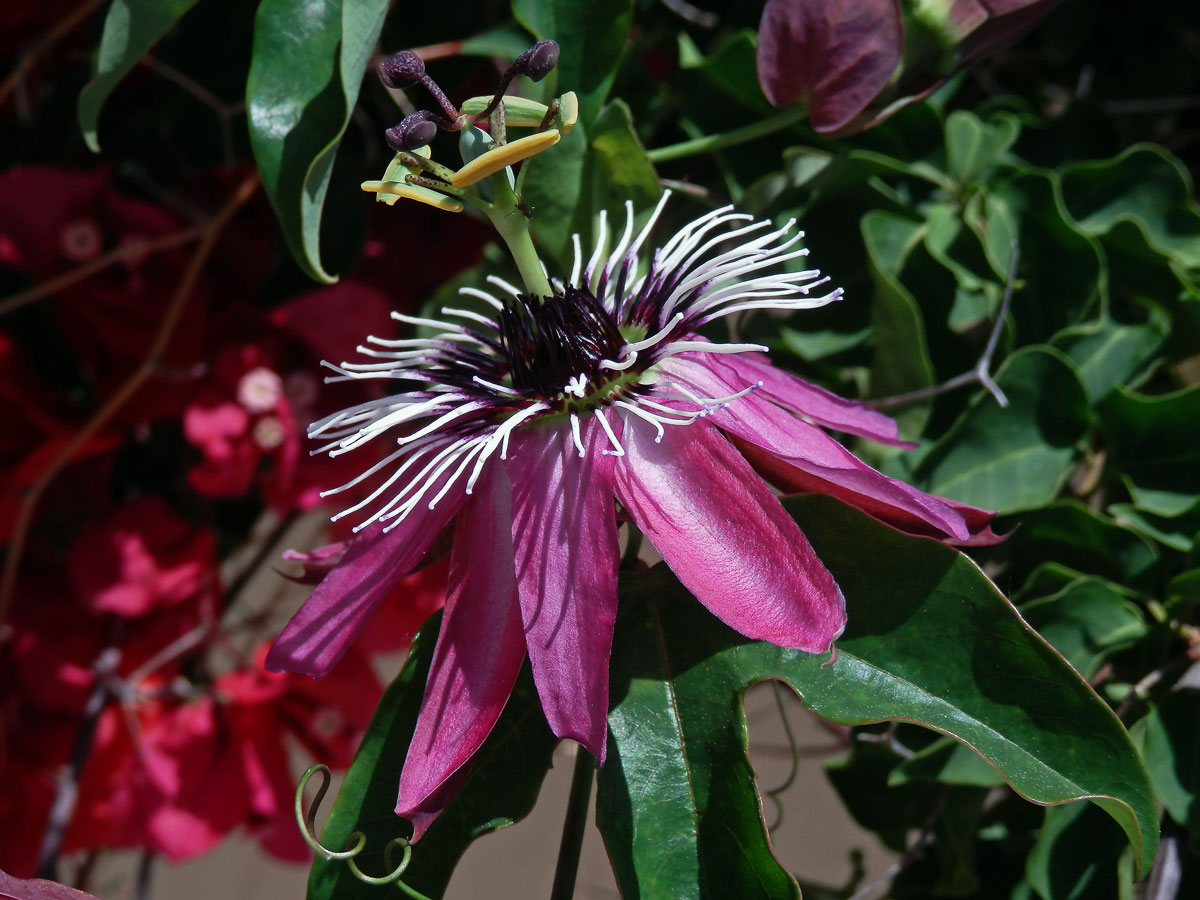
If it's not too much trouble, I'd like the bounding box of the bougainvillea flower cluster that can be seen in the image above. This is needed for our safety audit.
[267,194,996,836]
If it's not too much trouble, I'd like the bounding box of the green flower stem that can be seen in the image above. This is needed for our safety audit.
[486,175,553,298]
[550,746,596,900]
[647,105,809,163]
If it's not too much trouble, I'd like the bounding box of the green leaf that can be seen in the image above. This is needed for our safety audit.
[1004,500,1161,593]
[247,0,387,283]
[1025,803,1133,900]
[521,118,589,269]
[1019,577,1148,680]
[912,347,1092,513]
[307,614,558,900]
[1136,691,1200,838]
[1060,143,1200,268]
[77,0,203,153]
[890,737,1007,789]
[1109,500,1200,554]
[512,0,632,126]
[676,28,770,113]
[589,100,662,209]
[597,495,1159,898]
[862,210,936,434]
[990,170,1106,342]
[1101,384,1200,518]
[944,110,1020,187]
[1051,308,1169,403]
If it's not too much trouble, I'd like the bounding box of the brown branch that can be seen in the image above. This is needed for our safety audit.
[0,225,206,317]
[0,0,108,109]
[0,173,259,634]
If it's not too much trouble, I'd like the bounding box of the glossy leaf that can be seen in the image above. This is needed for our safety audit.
[247,0,387,283]
[512,0,632,126]
[597,495,1159,900]
[77,0,203,152]
[913,347,1091,513]
[307,614,558,900]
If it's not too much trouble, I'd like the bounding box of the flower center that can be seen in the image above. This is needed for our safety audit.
[497,286,631,404]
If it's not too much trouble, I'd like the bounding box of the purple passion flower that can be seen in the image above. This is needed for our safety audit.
[266,193,995,837]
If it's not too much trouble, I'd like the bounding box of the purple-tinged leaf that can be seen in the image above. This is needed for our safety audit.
[756,0,903,133]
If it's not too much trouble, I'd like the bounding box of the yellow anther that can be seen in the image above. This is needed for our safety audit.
[360,181,464,212]
[449,129,561,187]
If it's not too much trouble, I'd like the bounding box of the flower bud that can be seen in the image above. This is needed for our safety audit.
[379,51,426,89]
[386,112,438,151]
[514,40,559,83]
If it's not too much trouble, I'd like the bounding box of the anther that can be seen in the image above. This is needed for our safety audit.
[386,111,439,151]
[379,51,426,89]
[513,40,559,82]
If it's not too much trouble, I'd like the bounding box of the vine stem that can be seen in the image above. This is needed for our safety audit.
[0,173,259,635]
[0,0,107,109]
[647,105,808,164]
[549,745,595,900]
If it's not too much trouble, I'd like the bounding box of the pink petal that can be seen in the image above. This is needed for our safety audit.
[719,352,910,446]
[265,487,466,678]
[506,417,619,761]
[664,356,974,542]
[396,462,525,840]
[614,416,845,653]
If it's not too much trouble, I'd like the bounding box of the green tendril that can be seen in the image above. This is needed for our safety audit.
[294,764,434,900]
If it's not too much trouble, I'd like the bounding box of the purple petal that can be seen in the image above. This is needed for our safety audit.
[265,487,467,678]
[507,417,619,761]
[395,462,525,840]
[718,352,911,446]
[614,416,845,653]
[664,356,974,543]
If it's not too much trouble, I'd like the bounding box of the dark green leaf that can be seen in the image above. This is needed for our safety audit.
[247,0,387,283]
[890,737,1007,789]
[307,614,558,900]
[862,210,936,434]
[1004,500,1161,592]
[1136,691,1200,839]
[677,29,770,114]
[1020,578,1148,679]
[589,100,662,209]
[597,495,1158,898]
[1109,501,1200,554]
[1060,143,1200,267]
[77,0,203,152]
[944,110,1020,187]
[521,119,589,268]
[1025,802,1133,900]
[913,347,1092,513]
[1051,309,1169,403]
[1101,384,1200,518]
[990,170,1105,342]
[512,0,632,126]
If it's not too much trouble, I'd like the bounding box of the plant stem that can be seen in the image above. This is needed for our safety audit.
[647,105,809,164]
[487,179,552,298]
[549,745,595,900]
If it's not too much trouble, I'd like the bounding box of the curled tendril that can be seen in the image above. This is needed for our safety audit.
[295,764,433,900]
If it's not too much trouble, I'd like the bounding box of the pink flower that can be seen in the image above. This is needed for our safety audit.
[266,195,995,838]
